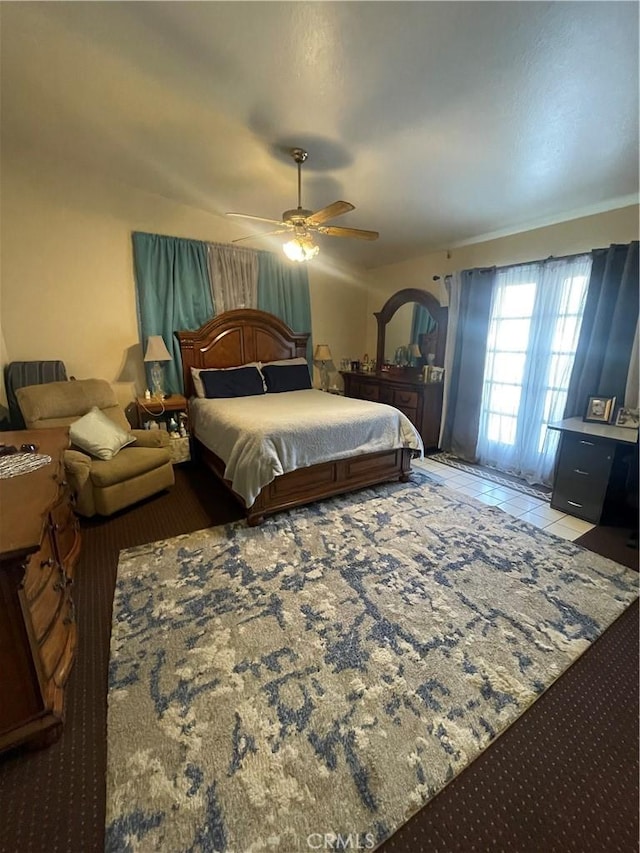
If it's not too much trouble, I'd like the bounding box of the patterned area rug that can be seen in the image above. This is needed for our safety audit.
[106,471,637,852]
[427,452,552,500]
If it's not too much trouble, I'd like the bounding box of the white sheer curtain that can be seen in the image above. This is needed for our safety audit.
[624,319,639,408]
[476,255,592,485]
[207,244,258,313]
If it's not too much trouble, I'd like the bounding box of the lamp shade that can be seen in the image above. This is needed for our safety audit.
[143,335,172,362]
[409,344,421,358]
[314,344,333,362]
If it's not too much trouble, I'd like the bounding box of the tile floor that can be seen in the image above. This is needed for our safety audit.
[415,457,595,541]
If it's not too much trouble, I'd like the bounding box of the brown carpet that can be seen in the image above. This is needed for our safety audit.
[0,465,637,853]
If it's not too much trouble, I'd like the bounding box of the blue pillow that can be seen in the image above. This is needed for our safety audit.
[201,366,265,399]
[262,363,312,393]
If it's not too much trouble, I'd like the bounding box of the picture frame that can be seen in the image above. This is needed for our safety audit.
[583,395,616,424]
[614,406,640,429]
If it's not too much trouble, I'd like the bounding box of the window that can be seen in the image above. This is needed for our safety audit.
[476,256,592,485]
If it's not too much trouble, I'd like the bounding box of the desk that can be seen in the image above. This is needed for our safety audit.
[548,417,638,523]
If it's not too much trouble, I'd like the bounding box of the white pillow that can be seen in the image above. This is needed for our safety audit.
[191,363,263,398]
[259,357,308,368]
[69,406,135,460]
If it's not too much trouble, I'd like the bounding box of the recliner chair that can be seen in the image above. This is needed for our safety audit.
[16,378,175,517]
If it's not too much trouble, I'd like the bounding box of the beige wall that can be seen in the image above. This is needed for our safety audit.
[1,146,368,410]
[366,205,640,356]
[2,142,636,412]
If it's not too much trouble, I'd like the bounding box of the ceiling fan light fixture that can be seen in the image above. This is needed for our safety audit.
[282,235,320,262]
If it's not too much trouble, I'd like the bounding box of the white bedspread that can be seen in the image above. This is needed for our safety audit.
[190,389,423,506]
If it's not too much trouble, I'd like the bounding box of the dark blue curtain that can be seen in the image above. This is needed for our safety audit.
[257,252,313,362]
[440,268,496,459]
[132,232,214,395]
[564,241,639,417]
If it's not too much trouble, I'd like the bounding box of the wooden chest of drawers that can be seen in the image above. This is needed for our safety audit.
[341,371,443,450]
[0,429,81,752]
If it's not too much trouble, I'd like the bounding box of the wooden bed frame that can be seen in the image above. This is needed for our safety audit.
[176,309,414,525]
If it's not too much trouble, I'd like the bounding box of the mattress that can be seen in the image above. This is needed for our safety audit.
[190,388,423,505]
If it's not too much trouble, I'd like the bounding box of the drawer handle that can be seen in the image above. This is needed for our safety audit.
[567,500,583,508]
[573,468,589,476]
[578,440,595,446]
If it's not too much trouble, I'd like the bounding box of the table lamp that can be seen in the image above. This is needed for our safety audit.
[314,344,333,392]
[143,335,173,399]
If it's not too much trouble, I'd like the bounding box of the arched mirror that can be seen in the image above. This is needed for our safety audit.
[374,288,448,370]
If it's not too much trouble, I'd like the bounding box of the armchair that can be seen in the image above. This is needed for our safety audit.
[16,379,175,517]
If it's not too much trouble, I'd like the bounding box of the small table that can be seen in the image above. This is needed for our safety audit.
[136,395,190,463]
[136,394,188,427]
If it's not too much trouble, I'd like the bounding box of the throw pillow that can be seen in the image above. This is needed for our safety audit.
[201,366,266,399]
[262,363,312,393]
[191,363,263,397]
[69,407,135,460]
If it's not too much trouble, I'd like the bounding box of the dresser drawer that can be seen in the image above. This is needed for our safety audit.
[550,481,607,523]
[393,389,418,409]
[24,529,57,601]
[30,559,67,643]
[378,386,394,405]
[50,494,80,572]
[40,592,74,680]
[351,381,379,402]
[558,435,614,479]
[396,406,418,425]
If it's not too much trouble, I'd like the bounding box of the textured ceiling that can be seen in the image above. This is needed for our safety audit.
[1,2,638,269]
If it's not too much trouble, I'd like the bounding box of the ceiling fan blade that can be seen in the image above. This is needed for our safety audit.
[227,212,285,226]
[232,229,290,243]
[319,225,379,241]
[306,200,355,226]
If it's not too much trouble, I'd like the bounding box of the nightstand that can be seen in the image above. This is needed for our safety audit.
[136,394,188,427]
[136,395,190,463]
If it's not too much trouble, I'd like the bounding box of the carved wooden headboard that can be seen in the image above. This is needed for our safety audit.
[175,308,309,398]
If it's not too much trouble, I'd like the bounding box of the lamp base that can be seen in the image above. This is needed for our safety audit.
[150,362,165,399]
[320,363,329,392]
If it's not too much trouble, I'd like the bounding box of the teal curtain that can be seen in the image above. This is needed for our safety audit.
[257,252,313,362]
[410,304,437,344]
[133,232,214,395]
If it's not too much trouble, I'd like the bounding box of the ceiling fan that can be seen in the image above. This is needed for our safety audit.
[226,148,379,261]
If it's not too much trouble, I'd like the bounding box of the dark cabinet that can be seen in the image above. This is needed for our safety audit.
[342,371,443,450]
[549,418,638,524]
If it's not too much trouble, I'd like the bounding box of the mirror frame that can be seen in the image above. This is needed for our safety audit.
[374,288,448,368]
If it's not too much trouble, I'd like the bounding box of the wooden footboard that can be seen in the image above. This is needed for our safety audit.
[194,439,415,526]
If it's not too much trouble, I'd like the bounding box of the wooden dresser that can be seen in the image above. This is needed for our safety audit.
[0,428,81,752]
[341,370,444,450]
